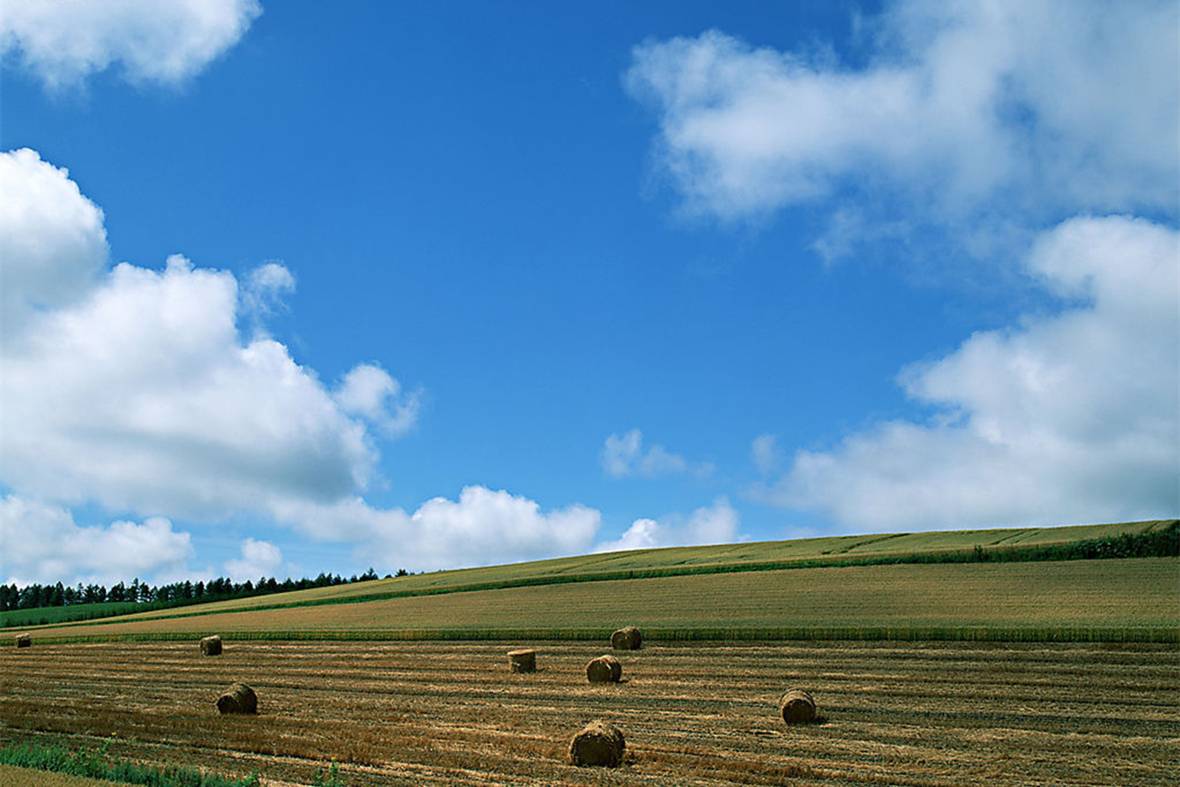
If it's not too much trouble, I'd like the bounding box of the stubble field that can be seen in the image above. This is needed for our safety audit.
[3,639,1178,785]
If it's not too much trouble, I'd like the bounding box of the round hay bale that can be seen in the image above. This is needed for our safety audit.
[508,648,536,673]
[778,689,817,724]
[216,682,258,715]
[610,626,642,650]
[200,635,222,656]
[568,719,625,767]
[586,654,622,683]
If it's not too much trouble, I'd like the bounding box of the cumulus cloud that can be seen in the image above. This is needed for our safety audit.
[596,498,740,552]
[0,148,107,333]
[0,146,614,578]
[334,364,421,438]
[0,253,376,518]
[0,495,193,586]
[601,429,712,478]
[283,489,738,569]
[626,1,1179,223]
[224,538,283,581]
[277,485,602,572]
[0,0,261,88]
[767,216,1179,529]
[0,148,401,520]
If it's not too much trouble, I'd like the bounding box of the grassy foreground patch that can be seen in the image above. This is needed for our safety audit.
[0,764,134,787]
[0,741,259,786]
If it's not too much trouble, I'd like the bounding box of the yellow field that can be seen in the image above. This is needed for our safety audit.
[7,519,1170,633]
[2,640,1177,785]
[5,548,1177,784]
[15,558,1179,643]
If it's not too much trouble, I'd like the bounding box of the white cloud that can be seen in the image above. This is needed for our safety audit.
[334,364,421,438]
[626,2,1179,222]
[601,429,712,478]
[0,253,377,519]
[768,215,1179,529]
[249,261,295,293]
[241,261,295,324]
[809,206,917,266]
[0,148,397,520]
[596,498,740,552]
[224,538,283,581]
[284,490,738,570]
[0,148,107,333]
[0,0,261,89]
[0,146,615,580]
[0,495,193,586]
[276,485,602,572]
[751,434,781,476]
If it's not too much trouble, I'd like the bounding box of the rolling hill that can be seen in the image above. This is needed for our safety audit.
[5,519,1176,644]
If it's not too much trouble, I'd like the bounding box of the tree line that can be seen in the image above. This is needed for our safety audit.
[0,566,412,613]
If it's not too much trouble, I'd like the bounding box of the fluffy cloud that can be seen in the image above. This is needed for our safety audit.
[0,254,377,518]
[0,148,107,333]
[0,495,193,586]
[602,429,712,478]
[0,148,404,520]
[224,538,283,582]
[768,216,1179,529]
[626,1,1179,222]
[0,0,261,88]
[277,486,602,572]
[0,147,614,580]
[241,261,296,324]
[334,364,421,438]
[596,498,740,552]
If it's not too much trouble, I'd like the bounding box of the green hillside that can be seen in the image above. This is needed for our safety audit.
[10,558,1180,644]
[4,519,1175,643]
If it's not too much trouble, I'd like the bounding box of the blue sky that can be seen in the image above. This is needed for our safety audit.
[1,1,1176,585]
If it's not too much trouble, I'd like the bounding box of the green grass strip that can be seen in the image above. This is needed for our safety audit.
[0,601,142,629]
[0,741,260,786]
[16,624,1180,645]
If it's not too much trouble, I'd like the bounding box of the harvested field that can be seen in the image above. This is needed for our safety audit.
[13,558,1178,644]
[2,640,1177,785]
